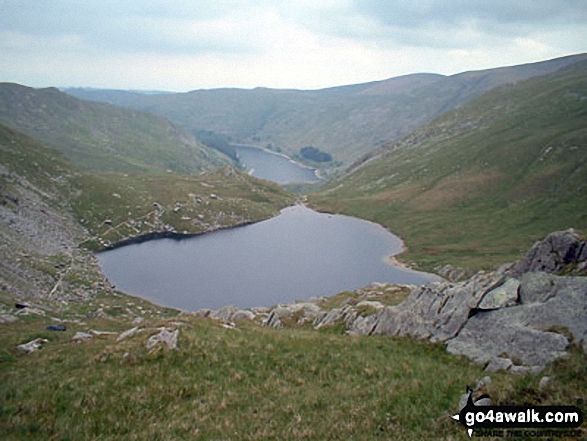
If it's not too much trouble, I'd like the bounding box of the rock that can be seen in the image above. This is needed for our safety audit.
[539,376,552,390]
[478,278,519,309]
[356,300,385,310]
[231,310,255,321]
[313,308,344,329]
[348,314,379,335]
[446,308,570,368]
[15,307,46,317]
[475,376,492,391]
[373,272,500,342]
[132,316,145,325]
[209,305,238,321]
[191,309,212,318]
[17,338,48,354]
[72,332,93,342]
[484,357,513,373]
[510,229,587,276]
[474,397,492,406]
[264,311,283,328]
[117,326,140,341]
[436,264,467,282]
[0,314,17,323]
[146,328,178,350]
[518,272,558,304]
[90,329,117,336]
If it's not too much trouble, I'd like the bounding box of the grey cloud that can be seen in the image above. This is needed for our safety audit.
[352,0,587,28]
[0,0,263,55]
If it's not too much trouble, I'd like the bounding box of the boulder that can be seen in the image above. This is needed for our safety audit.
[209,305,238,321]
[446,294,576,369]
[510,229,587,276]
[478,278,519,310]
[117,326,140,342]
[348,314,379,335]
[372,272,500,342]
[264,311,283,329]
[17,338,48,354]
[231,310,256,321]
[484,357,513,373]
[146,328,179,350]
[72,332,93,342]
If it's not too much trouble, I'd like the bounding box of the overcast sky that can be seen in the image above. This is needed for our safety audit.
[1,0,586,91]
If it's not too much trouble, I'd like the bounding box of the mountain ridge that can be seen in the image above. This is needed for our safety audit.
[0,83,228,174]
[64,53,587,171]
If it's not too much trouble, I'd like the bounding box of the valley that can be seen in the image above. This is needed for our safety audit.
[1,53,586,440]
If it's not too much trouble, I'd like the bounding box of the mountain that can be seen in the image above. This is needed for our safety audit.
[64,54,587,170]
[0,83,228,174]
[310,60,587,271]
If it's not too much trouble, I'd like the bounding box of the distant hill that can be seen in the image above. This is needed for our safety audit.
[0,83,228,174]
[64,54,587,170]
[310,60,587,271]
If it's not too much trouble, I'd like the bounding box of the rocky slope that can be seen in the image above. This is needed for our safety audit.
[0,124,294,309]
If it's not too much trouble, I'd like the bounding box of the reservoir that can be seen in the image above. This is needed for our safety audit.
[233,145,321,184]
[97,205,437,311]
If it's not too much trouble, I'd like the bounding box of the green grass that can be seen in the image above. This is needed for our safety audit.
[310,62,587,272]
[1,306,585,440]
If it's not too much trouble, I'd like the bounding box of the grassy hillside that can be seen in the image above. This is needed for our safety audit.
[310,61,587,272]
[65,54,587,171]
[2,300,585,440]
[0,123,294,249]
[0,123,294,302]
[0,83,228,174]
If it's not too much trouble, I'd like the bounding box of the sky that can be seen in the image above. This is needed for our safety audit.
[1,0,586,91]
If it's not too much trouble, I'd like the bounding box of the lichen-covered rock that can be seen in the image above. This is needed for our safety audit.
[478,278,519,310]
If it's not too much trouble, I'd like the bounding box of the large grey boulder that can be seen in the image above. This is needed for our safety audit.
[446,273,587,369]
[510,229,587,276]
[372,272,501,342]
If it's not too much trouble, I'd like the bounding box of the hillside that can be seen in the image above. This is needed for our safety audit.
[0,123,294,301]
[65,54,587,171]
[0,83,228,174]
[310,60,587,271]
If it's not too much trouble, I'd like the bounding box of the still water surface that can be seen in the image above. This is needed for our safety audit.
[98,205,436,311]
[233,145,320,184]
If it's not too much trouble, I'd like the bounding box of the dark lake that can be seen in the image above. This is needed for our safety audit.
[233,145,320,184]
[97,205,437,311]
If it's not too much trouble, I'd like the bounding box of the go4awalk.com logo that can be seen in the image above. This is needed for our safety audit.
[452,391,584,438]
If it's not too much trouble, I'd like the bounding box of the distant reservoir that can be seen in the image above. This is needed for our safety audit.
[233,145,321,184]
[97,205,437,311]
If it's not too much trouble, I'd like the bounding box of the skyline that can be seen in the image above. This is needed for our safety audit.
[1,1,586,92]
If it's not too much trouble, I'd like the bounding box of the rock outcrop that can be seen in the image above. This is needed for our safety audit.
[192,230,587,374]
[369,230,587,372]
[509,229,587,276]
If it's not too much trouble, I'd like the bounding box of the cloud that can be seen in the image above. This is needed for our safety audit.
[0,0,585,90]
